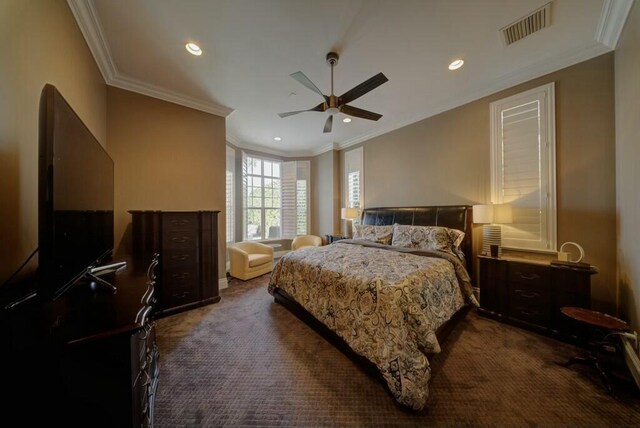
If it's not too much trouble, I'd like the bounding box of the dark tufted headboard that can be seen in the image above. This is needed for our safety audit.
[361,205,473,277]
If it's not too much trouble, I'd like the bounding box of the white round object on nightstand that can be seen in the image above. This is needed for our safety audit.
[559,242,585,263]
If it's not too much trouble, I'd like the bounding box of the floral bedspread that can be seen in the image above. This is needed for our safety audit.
[268,240,478,410]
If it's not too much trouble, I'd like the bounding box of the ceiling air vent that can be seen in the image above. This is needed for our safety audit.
[501,2,551,46]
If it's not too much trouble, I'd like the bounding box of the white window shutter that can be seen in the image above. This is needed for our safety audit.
[490,83,556,252]
[296,161,310,236]
[344,147,364,212]
[225,146,235,243]
[281,162,297,238]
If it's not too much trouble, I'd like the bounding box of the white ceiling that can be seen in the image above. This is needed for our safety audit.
[69,0,631,156]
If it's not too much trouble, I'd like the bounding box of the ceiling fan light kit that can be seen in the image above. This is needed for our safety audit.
[278,52,388,133]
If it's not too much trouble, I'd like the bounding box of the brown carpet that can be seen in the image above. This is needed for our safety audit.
[154,274,640,427]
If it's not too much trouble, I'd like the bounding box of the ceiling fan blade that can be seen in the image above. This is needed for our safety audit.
[278,102,325,118]
[323,115,333,133]
[339,72,388,105]
[341,105,383,121]
[290,71,328,101]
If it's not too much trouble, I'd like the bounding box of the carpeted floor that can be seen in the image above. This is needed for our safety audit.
[154,274,640,427]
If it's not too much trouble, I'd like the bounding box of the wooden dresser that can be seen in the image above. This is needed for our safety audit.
[477,255,598,342]
[129,210,220,316]
[1,256,159,427]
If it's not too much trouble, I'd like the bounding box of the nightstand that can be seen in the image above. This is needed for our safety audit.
[477,255,598,342]
[325,234,348,244]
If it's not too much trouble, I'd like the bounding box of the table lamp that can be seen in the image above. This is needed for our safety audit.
[341,207,358,237]
[473,203,513,257]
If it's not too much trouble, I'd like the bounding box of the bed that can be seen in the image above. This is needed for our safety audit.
[268,205,478,410]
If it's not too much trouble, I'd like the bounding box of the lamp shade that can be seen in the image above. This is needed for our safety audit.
[341,207,358,220]
[472,203,513,224]
[472,204,494,224]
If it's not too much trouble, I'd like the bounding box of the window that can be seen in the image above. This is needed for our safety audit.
[225,146,235,243]
[279,160,310,238]
[490,82,557,252]
[241,154,310,240]
[344,147,364,224]
[243,154,281,240]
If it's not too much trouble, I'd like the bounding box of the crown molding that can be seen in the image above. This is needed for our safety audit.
[67,0,116,81]
[311,142,339,156]
[230,139,295,158]
[337,39,611,151]
[109,74,233,117]
[227,134,338,158]
[68,0,233,118]
[595,0,634,49]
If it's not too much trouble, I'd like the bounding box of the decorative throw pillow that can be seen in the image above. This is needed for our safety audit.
[391,224,455,253]
[446,228,465,250]
[352,224,394,245]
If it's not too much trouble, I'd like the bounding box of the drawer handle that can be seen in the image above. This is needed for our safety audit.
[171,219,190,225]
[516,290,539,299]
[171,236,191,243]
[171,272,191,280]
[518,273,540,280]
[170,254,190,261]
[520,309,538,316]
[173,291,190,299]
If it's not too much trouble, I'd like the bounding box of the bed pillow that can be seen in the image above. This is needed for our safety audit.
[352,224,394,245]
[392,224,464,258]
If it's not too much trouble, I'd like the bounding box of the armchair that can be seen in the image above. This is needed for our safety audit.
[228,241,274,280]
[291,235,323,251]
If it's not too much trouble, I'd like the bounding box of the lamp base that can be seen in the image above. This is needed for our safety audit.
[482,224,503,257]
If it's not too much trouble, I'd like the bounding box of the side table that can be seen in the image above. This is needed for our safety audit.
[559,306,630,395]
[325,234,348,244]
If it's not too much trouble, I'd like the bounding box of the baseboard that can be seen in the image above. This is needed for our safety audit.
[219,277,229,290]
[622,336,640,390]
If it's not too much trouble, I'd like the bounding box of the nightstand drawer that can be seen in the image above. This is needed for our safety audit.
[509,304,551,326]
[508,262,549,287]
[509,282,549,305]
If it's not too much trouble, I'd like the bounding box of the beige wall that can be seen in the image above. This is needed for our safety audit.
[0,0,107,282]
[311,150,340,237]
[344,54,616,312]
[615,3,640,328]
[107,87,227,279]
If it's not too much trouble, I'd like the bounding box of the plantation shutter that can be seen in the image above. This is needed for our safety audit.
[344,147,364,225]
[490,83,556,251]
[281,161,310,238]
[281,162,297,238]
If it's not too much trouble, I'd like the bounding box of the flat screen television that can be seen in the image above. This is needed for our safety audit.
[38,84,114,299]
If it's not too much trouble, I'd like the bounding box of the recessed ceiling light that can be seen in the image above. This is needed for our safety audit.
[185,42,202,56]
[273,137,282,141]
[448,59,464,70]
[343,117,352,123]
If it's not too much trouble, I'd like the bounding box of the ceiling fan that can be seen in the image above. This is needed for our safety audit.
[278,52,388,133]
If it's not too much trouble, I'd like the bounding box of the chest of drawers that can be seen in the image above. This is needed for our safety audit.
[478,255,596,341]
[129,210,220,316]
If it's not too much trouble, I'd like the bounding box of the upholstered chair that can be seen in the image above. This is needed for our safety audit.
[291,235,323,251]
[228,241,274,280]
